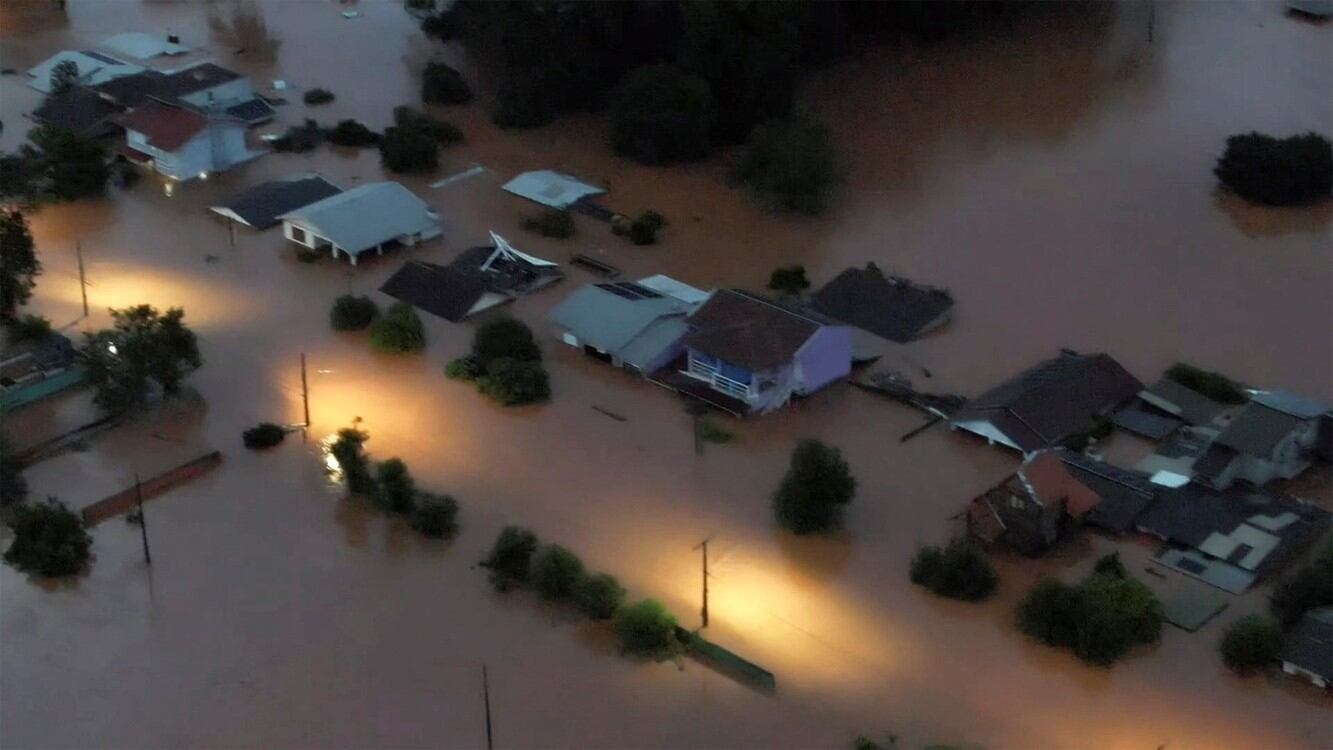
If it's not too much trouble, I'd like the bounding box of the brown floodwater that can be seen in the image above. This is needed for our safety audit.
[2,1,1330,749]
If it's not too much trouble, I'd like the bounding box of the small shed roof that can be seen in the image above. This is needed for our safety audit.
[100,32,191,60]
[502,170,604,210]
[210,175,342,229]
[278,182,440,256]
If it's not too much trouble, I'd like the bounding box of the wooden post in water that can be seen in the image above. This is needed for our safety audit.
[134,473,152,565]
[76,241,89,318]
[482,664,494,750]
[693,536,711,628]
[300,353,310,441]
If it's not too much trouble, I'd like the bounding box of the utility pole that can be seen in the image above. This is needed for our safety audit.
[482,664,494,750]
[134,473,152,565]
[692,536,711,628]
[300,352,310,441]
[76,241,89,318]
[227,219,237,249]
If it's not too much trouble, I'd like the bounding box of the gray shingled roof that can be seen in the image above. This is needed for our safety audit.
[811,265,954,343]
[1215,402,1304,457]
[1141,378,1228,426]
[380,261,490,323]
[212,175,342,229]
[684,290,831,372]
[1282,608,1333,683]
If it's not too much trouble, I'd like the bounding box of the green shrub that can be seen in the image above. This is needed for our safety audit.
[272,119,323,153]
[1093,552,1127,579]
[330,294,379,331]
[476,357,550,406]
[734,112,841,215]
[370,302,425,353]
[8,313,52,342]
[379,125,438,173]
[698,419,735,444]
[614,599,680,657]
[574,572,626,620]
[1214,132,1332,206]
[1165,362,1246,404]
[609,64,715,165]
[772,439,856,534]
[324,119,381,147]
[521,209,575,239]
[1269,545,1332,627]
[445,356,481,381]
[393,106,463,145]
[242,422,286,449]
[472,317,541,365]
[303,87,335,105]
[909,539,997,601]
[767,265,810,296]
[329,426,377,495]
[1220,614,1284,675]
[410,492,459,538]
[532,544,586,600]
[375,458,417,514]
[1016,572,1163,666]
[484,525,539,588]
[422,61,473,105]
[3,499,92,577]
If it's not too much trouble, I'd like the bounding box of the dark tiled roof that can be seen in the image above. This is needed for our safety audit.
[1282,608,1333,682]
[684,289,829,372]
[811,265,954,343]
[1215,403,1304,457]
[1057,450,1158,534]
[1113,402,1182,440]
[156,62,241,97]
[95,63,245,108]
[213,176,342,229]
[118,102,208,150]
[952,352,1144,452]
[1193,442,1238,482]
[1142,378,1228,426]
[94,70,168,107]
[30,87,121,135]
[380,261,488,323]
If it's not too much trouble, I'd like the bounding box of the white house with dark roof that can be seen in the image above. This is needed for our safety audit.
[1196,390,1328,489]
[278,182,442,265]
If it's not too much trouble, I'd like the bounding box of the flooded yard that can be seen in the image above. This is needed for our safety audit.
[1,1,1329,749]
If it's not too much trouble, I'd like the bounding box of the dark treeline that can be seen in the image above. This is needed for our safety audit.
[420,0,1046,140]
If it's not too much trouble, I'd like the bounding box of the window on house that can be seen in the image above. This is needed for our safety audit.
[291,227,307,244]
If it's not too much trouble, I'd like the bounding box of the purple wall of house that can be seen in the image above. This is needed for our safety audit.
[794,325,852,394]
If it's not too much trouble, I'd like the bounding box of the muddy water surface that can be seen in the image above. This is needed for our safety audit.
[2,1,1330,749]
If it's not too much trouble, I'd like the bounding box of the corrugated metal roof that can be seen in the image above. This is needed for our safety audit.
[501,170,604,209]
[278,182,441,256]
[548,284,691,365]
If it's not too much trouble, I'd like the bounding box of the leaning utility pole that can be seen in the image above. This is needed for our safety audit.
[75,241,89,318]
[134,473,152,565]
[300,352,310,441]
[482,664,494,750]
[692,536,712,628]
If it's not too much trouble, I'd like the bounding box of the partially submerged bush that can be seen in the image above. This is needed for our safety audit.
[444,356,481,381]
[324,119,381,147]
[455,318,548,405]
[1214,132,1332,206]
[734,112,841,215]
[422,61,473,105]
[614,210,666,245]
[532,544,586,601]
[697,419,735,444]
[272,119,323,153]
[1093,552,1127,579]
[410,493,459,538]
[370,302,426,353]
[375,458,417,514]
[393,106,463,145]
[329,426,376,495]
[1165,362,1246,404]
[772,439,856,534]
[574,572,626,620]
[609,64,715,165]
[472,317,541,365]
[1220,614,1284,675]
[379,125,438,173]
[909,539,997,601]
[1269,545,1332,627]
[484,525,539,588]
[330,294,379,331]
[521,209,575,239]
[242,422,286,449]
[767,265,810,296]
[614,599,680,657]
[476,357,550,406]
[303,87,335,105]
[3,498,92,577]
[1016,571,1163,666]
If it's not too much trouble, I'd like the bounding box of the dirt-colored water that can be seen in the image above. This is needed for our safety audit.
[2,1,1330,749]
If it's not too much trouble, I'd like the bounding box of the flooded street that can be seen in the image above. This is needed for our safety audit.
[2,1,1330,749]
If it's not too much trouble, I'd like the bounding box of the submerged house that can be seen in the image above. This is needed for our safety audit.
[279,182,442,265]
[811,264,954,343]
[950,351,1143,455]
[1195,390,1328,490]
[27,50,144,94]
[118,102,256,181]
[1137,483,1331,593]
[968,449,1102,556]
[383,233,561,322]
[1114,377,1231,441]
[1282,608,1333,689]
[673,290,852,415]
[96,62,274,125]
[549,280,698,375]
[209,174,343,230]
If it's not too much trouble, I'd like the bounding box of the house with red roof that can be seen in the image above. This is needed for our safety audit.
[968,449,1104,556]
[118,101,257,181]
